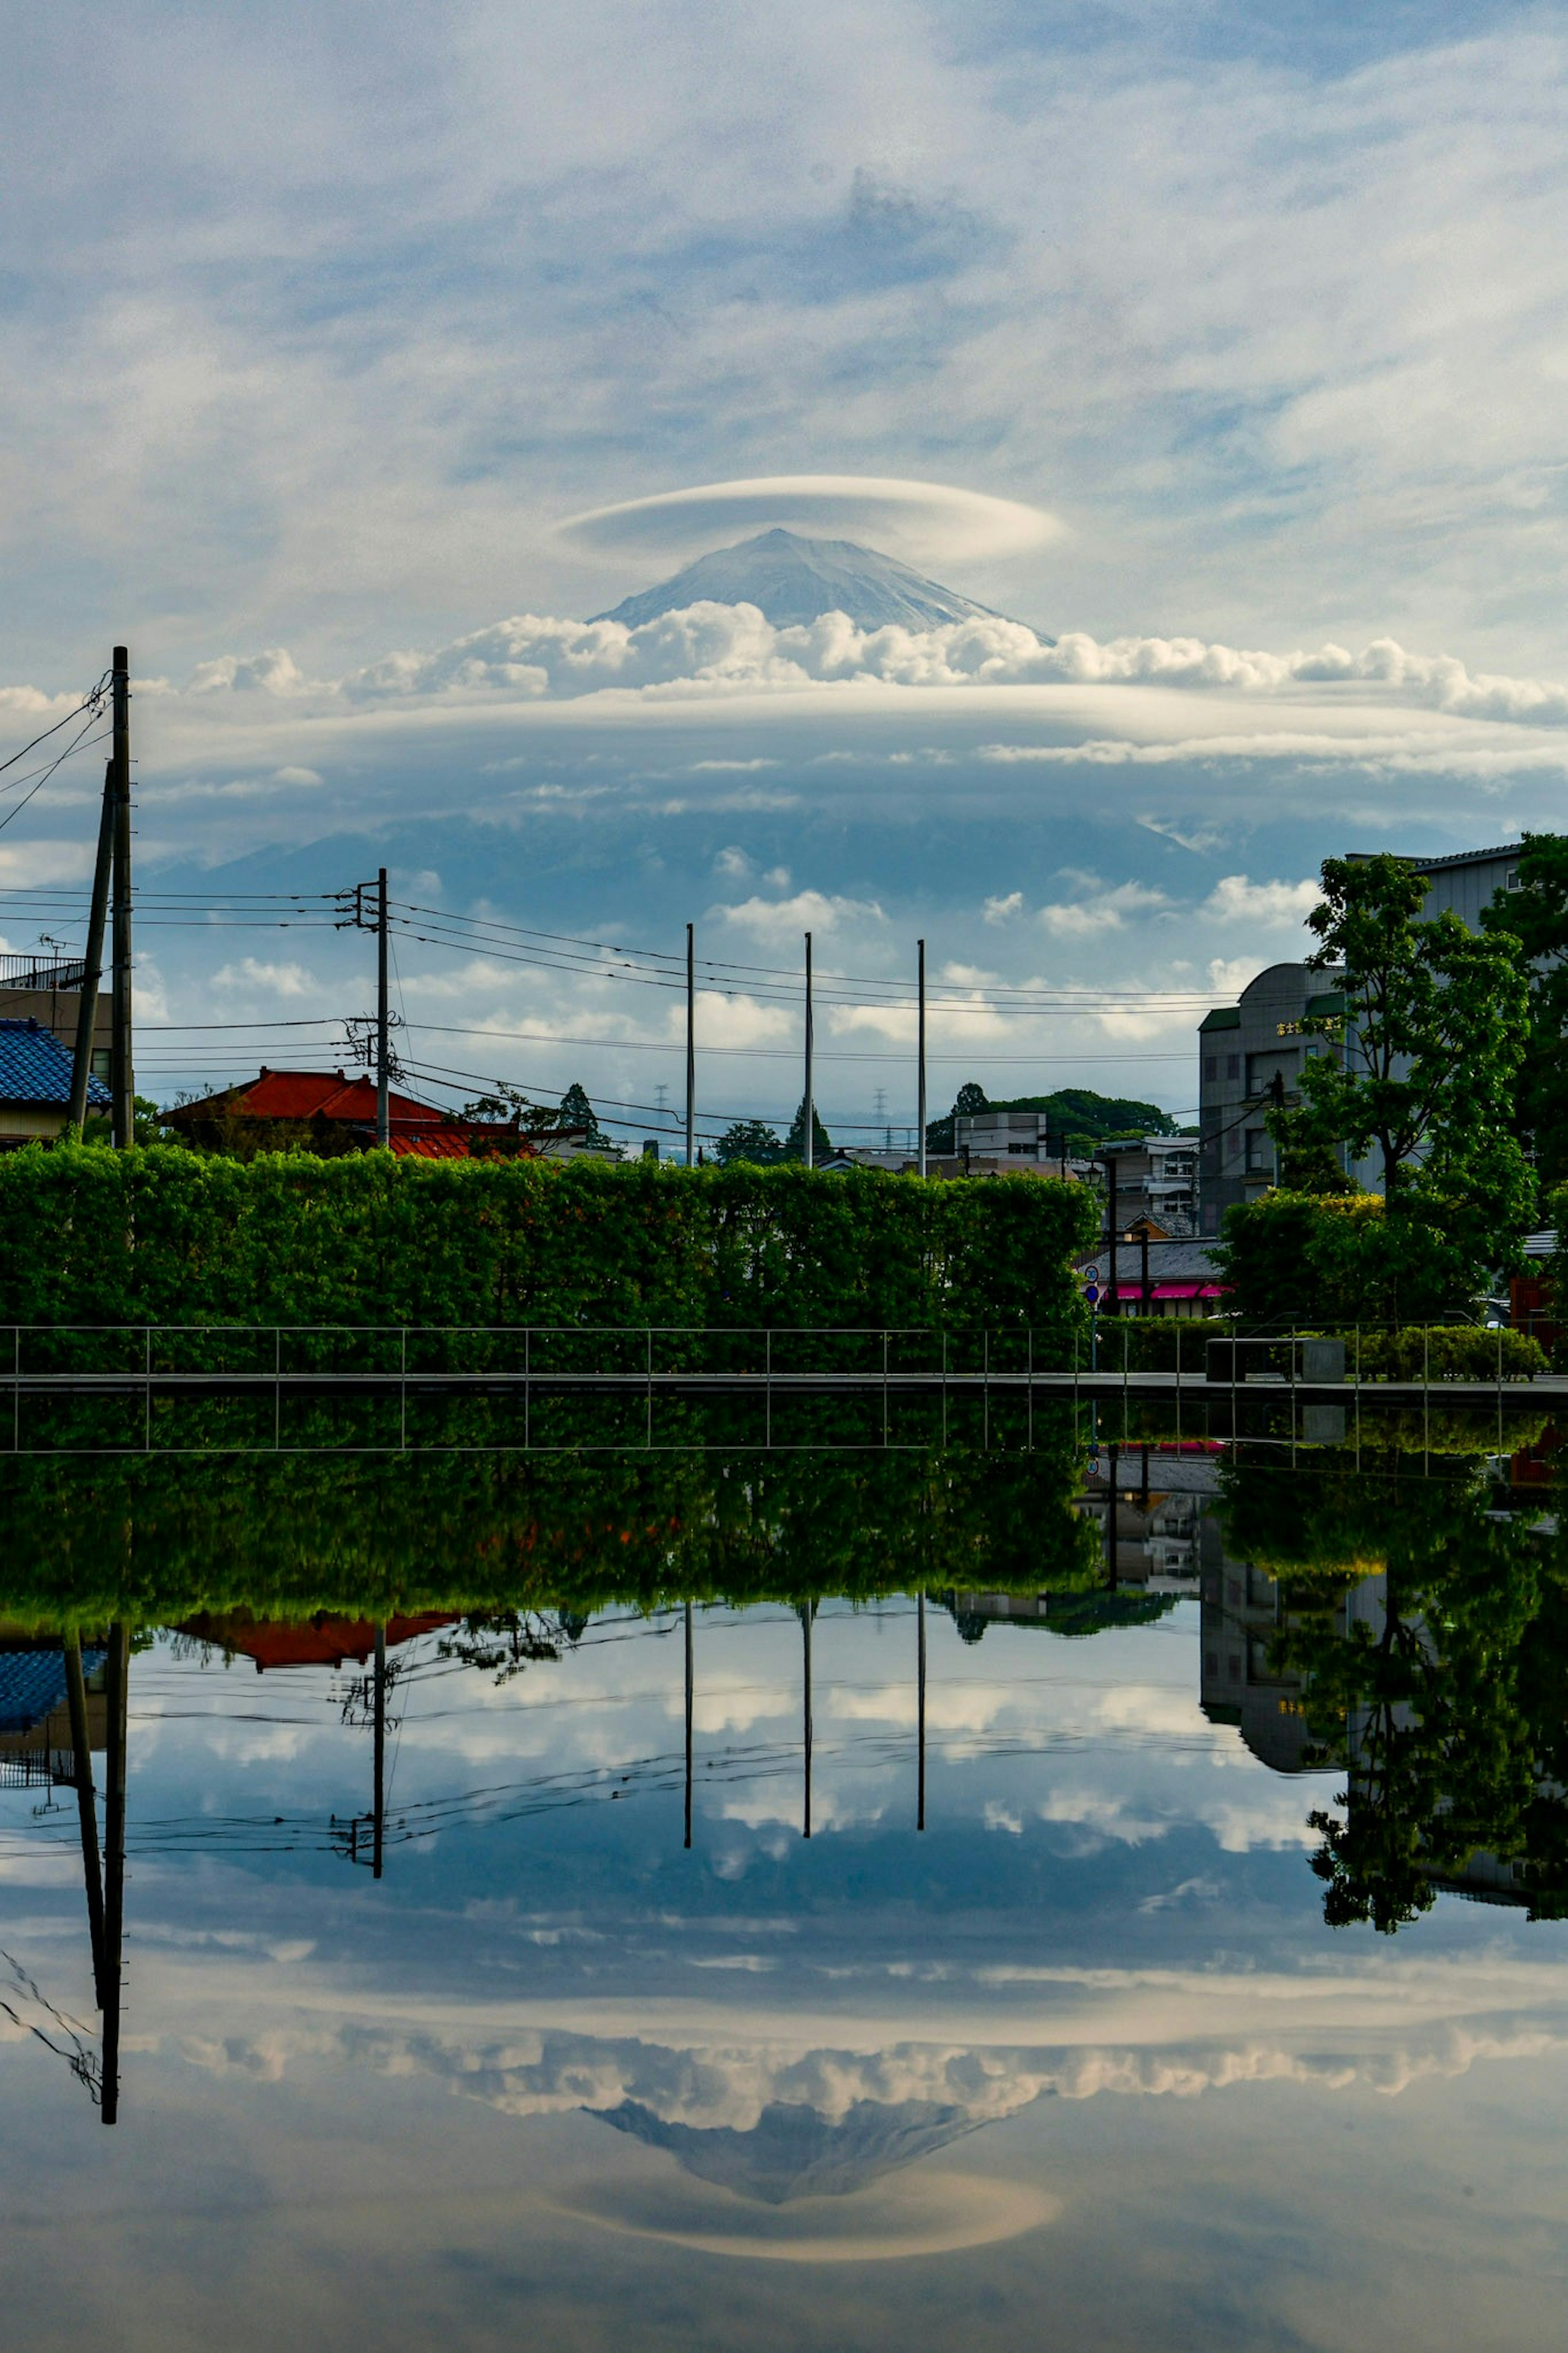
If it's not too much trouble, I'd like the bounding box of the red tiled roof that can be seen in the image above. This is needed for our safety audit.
[174,1610,457,1672]
[165,1069,543,1158]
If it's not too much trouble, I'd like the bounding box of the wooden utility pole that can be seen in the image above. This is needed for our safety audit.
[1103,1153,1120,1321]
[376,868,390,1149]
[66,763,115,1134]
[685,922,696,1169]
[108,650,134,1149]
[916,938,927,1178]
[803,931,814,1171]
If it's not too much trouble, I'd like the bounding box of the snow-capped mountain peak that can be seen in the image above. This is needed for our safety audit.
[589,527,1013,632]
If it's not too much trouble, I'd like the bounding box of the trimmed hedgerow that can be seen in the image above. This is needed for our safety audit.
[0,1145,1097,1351]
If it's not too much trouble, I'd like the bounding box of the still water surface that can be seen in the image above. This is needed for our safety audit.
[3,1413,1566,2349]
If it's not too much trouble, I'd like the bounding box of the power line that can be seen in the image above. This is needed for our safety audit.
[0,677,109,785]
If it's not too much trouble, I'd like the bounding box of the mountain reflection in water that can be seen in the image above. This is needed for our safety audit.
[4,1406,1568,2349]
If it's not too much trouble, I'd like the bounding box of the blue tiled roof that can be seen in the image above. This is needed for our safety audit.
[0,1646,106,1735]
[0,1019,110,1109]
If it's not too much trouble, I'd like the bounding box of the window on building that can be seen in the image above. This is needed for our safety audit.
[1225,1054,1240,1081]
[1203,1055,1216,1082]
[1244,1128,1268,1172]
[90,1048,111,1079]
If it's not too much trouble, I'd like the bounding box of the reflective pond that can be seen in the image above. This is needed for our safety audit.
[4,1400,1568,2349]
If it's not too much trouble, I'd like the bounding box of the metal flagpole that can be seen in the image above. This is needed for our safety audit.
[917,937,927,1178]
[803,930,815,1171]
[685,921,696,1168]
[376,868,390,1150]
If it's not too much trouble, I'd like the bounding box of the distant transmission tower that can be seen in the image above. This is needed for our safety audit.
[873,1085,889,1149]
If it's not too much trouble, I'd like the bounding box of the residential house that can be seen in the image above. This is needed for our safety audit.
[164,1068,602,1160]
[0,1017,110,1148]
[0,949,112,1076]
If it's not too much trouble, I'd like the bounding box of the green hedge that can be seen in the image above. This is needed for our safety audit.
[1095,1317,1232,1373]
[1353,1326,1546,1382]
[1218,1191,1486,1325]
[0,1144,1097,1347]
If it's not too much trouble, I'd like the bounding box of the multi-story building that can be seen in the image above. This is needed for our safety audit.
[1196,962,1372,1236]
[1195,844,1530,1233]
[1389,841,1525,928]
[954,1115,1198,1233]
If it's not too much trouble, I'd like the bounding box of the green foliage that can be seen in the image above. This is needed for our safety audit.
[0,1404,1098,1631]
[557,1081,610,1149]
[924,1081,1174,1156]
[1218,1190,1490,1326]
[1268,854,1533,1267]
[458,1081,564,1154]
[1093,1317,1230,1373]
[783,1097,834,1161]
[82,1095,172,1151]
[925,1081,988,1155]
[714,1118,782,1166]
[1353,1326,1546,1382]
[1481,833,1568,1186]
[0,1144,1097,1349]
[1215,1450,1568,1930]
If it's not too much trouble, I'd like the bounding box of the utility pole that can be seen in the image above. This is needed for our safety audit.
[100,1621,129,2126]
[801,1602,813,1839]
[916,1587,927,1831]
[372,1623,386,1880]
[63,1637,106,2007]
[685,921,696,1169]
[109,649,134,1149]
[803,930,815,1172]
[1103,1152,1120,1322]
[684,1600,694,1852]
[66,761,115,1134]
[917,938,927,1178]
[376,867,390,1149]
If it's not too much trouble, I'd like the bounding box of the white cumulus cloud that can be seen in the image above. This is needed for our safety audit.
[1201,875,1320,926]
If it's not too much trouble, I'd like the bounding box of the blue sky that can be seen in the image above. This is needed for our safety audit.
[4,0,1568,1132]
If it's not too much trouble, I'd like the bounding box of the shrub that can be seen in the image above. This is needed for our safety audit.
[1218,1191,1485,1327]
[0,1145,1098,1349]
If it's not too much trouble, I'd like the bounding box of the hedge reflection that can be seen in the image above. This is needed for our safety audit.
[0,1395,1098,1630]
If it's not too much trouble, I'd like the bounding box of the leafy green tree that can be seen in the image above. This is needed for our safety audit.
[97,1095,171,1150]
[1480,832,1568,1185]
[1267,853,1533,1266]
[1227,1450,1546,1932]
[927,1083,1173,1158]
[460,1082,564,1156]
[557,1081,610,1149]
[714,1118,782,1166]
[925,1080,987,1156]
[784,1097,834,1161]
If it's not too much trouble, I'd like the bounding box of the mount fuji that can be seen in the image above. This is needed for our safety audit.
[589,526,1020,632]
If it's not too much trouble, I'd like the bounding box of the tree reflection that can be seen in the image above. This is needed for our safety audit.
[1221,1449,1568,1930]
